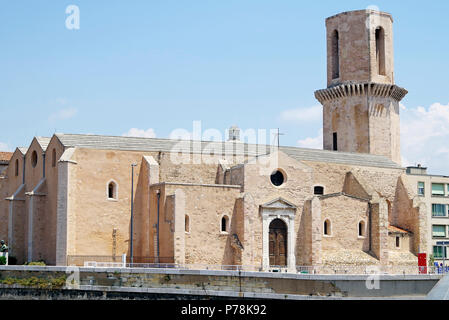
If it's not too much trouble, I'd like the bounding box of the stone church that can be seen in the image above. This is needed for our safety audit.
[0,9,427,272]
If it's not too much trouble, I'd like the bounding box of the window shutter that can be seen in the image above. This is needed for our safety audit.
[432,183,445,195]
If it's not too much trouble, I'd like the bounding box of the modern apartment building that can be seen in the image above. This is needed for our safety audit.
[406,166,449,266]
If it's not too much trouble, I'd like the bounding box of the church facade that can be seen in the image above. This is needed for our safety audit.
[0,9,428,272]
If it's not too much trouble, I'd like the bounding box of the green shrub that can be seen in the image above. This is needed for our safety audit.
[0,256,6,265]
[0,276,67,289]
[24,261,46,266]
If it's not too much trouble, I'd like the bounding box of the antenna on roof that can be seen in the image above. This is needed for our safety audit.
[273,128,285,150]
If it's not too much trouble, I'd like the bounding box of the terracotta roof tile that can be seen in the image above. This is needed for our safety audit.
[388,225,410,234]
[0,152,13,163]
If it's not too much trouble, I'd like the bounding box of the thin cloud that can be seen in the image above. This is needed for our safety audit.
[48,107,78,122]
[279,105,322,123]
[401,102,449,174]
[297,129,323,150]
[0,142,11,152]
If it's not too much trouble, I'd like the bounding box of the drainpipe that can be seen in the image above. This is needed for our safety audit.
[368,202,372,252]
[156,190,160,263]
[22,154,26,185]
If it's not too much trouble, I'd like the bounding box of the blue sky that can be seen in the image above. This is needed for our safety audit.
[1,1,449,174]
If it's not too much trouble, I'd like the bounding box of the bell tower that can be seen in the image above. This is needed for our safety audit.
[314,9,407,164]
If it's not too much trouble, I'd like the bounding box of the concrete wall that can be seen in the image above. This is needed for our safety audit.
[0,266,440,299]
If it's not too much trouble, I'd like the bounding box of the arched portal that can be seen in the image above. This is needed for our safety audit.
[269,219,287,267]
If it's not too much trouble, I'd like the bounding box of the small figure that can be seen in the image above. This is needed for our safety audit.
[0,240,8,253]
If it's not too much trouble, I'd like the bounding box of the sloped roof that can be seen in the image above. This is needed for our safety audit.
[35,137,52,151]
[54,133,403,169]
[388,225,410,234]
[18,147,28,155]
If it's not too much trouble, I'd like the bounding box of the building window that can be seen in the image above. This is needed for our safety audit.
[432,204,446,217]
[52,149,57,167]
[314,186,324,195]
[418,182,425,196]
[375,27,386,76]
[434,246,446,259]
[358,221,366,237]
[221,216,229,233]
[107,181,118,200]
[333,132,338,151]
[324,219,331,236]
[331,30,340,79]
[185,215,190,233]
[31,151,38,168]
[433,225,447,238]
[432,183,445,196]
[395,236,400,248]
[15,159,19,177]
[270,170,286,187]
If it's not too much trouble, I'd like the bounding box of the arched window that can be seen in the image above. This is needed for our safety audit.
[31,151,38,168]
[324,219,331,236]
[314,186,324,195]
[375,27,386,75]
[358,221,366,237]
[221,215,229,233]
[15,159,19,177]
[331,30,340,79]
[107,181,117,200]
[185,215,190,233]
[52,149,57,167]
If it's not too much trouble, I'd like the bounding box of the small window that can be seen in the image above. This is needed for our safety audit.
[432,183,445,196]
[433,225,447,238]
[31,151,38,168]
[418,182,425,196]
[314,186,324,195]
[15,159,19,177]
[324,219,331,236]
[432,204,446,217]
[221,216,229,233]
[333,132,338,151]
[434,246,446,259]
[270,170,285,187]
[358,221,366,237]
[108,181,117,200]
[395,236,400,248]
[52,149,57,167]
[185,215,190,233]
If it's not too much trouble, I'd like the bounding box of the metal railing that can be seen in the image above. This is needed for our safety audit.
[67,256,439,275]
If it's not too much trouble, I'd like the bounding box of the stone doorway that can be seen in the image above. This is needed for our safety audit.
[269,219,287,267]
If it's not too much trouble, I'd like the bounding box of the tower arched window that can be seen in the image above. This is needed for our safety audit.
[331,30,340,79]
[375,27,386,75]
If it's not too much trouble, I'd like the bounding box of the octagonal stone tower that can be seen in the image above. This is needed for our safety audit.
[314,9,407,165]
